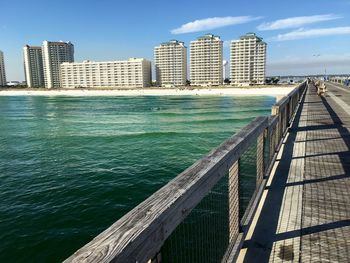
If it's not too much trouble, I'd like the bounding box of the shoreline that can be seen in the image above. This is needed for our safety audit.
[0,86,296,97]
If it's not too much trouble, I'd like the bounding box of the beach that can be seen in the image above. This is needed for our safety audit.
[0,86,296,97]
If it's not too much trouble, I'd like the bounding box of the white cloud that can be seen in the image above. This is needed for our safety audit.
[270,26,350,41]
[171,16,261,34]
[258,14,342,31]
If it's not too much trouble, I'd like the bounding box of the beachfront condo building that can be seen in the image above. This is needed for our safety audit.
[154,40,187,87]
[60,58,152,88]
[0,50,6,86]
[42,41,74,88]
[230,33,266,86]
[23,45,45,88]
[190,34,223,86]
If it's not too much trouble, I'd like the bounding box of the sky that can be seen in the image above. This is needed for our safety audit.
[1,0,350,81]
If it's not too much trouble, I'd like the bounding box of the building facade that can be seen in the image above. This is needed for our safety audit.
[0,50,6,86]
[190,34,223,86]
[60,58,152,88]
[154,40,187,87]
[230,33,266,86]
[23,45,45,88]
[42,41,74,88]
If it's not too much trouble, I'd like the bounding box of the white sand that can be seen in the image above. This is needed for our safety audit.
[0,86,295,97]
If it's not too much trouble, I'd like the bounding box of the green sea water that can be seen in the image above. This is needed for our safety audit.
[0,95,275,262]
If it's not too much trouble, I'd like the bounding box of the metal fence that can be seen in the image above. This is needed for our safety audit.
[64,81,307,263]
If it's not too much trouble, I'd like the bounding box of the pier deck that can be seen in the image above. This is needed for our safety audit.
[240,82,350,262]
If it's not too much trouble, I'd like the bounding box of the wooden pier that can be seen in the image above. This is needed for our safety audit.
[239,81,350,262]
[64,80,350,263]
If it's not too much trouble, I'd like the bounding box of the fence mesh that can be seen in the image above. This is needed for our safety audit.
[160,174,229,263]
[239,142,257,216]
[266,122,278,172]
[160,141,259,262]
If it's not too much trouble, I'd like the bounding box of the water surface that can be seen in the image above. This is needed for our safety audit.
[0,95,275,262]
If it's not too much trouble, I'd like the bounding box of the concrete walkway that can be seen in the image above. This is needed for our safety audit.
[238,82,350,262]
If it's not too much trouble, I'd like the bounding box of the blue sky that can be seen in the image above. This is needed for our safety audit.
[1,0,350,80]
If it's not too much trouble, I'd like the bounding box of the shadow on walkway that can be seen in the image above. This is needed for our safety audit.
[242,85,350,262]
[241,92,305,262]
[320,95,350,174]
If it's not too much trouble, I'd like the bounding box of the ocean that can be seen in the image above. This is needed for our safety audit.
[0,95,275,262]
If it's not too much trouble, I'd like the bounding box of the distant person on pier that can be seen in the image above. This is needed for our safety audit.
[317,82,327,97]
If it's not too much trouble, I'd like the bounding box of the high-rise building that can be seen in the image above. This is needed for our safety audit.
[42,41,74,88]
[230,33,266,86]
[60,58,152,88]
[190,34,223,86]
[23,45,45,88]
[0,50,6,86]
[154,40,187,87]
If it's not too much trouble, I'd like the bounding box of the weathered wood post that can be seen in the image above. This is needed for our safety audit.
[268,116,279,164]
[282,106,288,137]
[289,97,293,121]
[268,125,275,162]
[271,105,280,145]
[286,99,290,125]
[229,160,240,243]
[256,132,264,185]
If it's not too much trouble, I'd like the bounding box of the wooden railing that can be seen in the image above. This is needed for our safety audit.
[329,77,350,87]
[64,81,307,263]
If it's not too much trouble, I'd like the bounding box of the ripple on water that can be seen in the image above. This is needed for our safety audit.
[0,95,275,262]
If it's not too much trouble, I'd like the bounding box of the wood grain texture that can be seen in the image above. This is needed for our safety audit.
[256,133,264,185]
[229,160,240,243]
